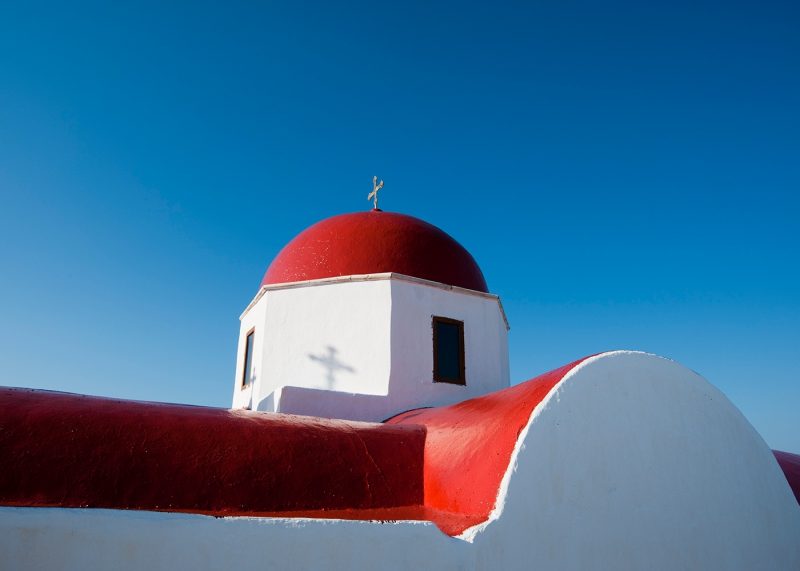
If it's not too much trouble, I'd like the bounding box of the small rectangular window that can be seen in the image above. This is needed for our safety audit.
[433,316,465,385]
[241,329,255,388]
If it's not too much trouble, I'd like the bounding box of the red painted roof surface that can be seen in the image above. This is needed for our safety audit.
[15,357,800,536]
[0,388,425,515]
[774,450,800,505]
[388,358,590,534]
[3,359,797,536]
[0,359,586,535]
[261,210,489,293]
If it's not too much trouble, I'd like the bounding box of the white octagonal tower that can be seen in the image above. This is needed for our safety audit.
[232,210,509,422]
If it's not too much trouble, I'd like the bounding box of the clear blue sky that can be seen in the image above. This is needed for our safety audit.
[1,1,797,450]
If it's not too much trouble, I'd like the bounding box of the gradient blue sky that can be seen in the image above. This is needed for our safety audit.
[1,1,798,450]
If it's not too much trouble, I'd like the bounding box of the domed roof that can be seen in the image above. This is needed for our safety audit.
[261,210,488,293]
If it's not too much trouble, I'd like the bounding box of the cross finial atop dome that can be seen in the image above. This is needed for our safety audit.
[368,176,384,210]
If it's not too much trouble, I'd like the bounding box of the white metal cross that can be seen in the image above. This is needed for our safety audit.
[368,176,384,210]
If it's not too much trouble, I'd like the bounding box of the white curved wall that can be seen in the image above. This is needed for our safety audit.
[472,351,800,569]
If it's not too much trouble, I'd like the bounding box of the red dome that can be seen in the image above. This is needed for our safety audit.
[262,211,488,293]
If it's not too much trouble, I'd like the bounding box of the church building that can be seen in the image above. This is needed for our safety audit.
[232,209,509,422]
[1,194,799,570]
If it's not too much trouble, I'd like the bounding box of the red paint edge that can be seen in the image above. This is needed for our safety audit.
[388,356,591,535]
[774,450,800,505]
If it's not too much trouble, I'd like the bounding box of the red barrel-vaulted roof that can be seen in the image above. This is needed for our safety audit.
[1,359,799,537]
[0,359,585,536]
[0,388,425,516]
[387,356,593,534]
[261,210,489,293]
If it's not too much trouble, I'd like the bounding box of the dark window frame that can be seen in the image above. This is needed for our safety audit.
[432,316,466,385]
[241,328,255,388]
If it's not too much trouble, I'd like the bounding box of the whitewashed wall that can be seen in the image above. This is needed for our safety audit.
[0,508,468,571]
[6,352,800,570]
[230,291,266,410]
[385,278,510,413]
[232,279,393,414]
[232,274,509,422]
[468,351,800,569]
[256,279,392,412]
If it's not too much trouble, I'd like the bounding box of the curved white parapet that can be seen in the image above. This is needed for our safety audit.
[2,351,798,570]
[474,351,800,568]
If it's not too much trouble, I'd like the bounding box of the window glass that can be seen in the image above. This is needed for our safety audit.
[242,330,255,387]
[433,317,465,384]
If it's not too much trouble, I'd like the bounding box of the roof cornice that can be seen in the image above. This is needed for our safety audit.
[240,272,510,330]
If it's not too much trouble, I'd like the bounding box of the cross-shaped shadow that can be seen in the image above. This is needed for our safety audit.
[308,346,356,389]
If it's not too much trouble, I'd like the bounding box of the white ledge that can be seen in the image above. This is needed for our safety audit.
[240,273,509,330]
